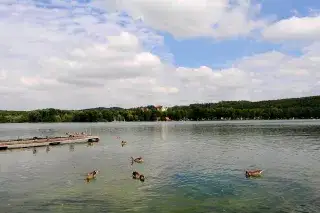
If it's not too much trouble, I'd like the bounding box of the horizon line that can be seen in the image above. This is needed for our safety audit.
[1,95,319,112]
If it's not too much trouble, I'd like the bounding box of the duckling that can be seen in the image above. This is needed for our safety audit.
[131,156,144,165]
[121,140,127,147]
[245,169,263,178]
[132,171,145,182]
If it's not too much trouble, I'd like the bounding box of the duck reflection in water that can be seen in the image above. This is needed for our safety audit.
[46,146,50,153]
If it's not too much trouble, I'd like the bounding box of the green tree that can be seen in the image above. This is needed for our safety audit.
[1,95,320,123]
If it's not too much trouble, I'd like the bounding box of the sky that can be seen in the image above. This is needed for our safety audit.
[0,0,319,110]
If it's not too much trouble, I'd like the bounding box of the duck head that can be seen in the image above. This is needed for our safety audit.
[132,171,139,179]
[139,175,145,182]
[245,171,250,178]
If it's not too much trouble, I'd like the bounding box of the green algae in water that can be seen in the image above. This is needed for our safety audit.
[140,172,320,213]
[2,161,319,212]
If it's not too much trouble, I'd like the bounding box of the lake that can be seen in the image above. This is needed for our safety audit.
[0,120,319,213]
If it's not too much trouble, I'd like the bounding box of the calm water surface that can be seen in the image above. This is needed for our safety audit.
[0,120,319,213]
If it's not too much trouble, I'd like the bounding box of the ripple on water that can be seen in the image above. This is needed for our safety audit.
[140,171,319,213]
[0,121,319,213]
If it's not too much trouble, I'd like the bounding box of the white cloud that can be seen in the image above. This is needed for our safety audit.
[0,1,320,110]
[0,70,7,80]
[94,0,268,39]
[173,40,320,102]
[0,1,175,109]
[262,15,320,42]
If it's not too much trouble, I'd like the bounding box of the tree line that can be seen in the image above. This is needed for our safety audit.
[1,95,320,123]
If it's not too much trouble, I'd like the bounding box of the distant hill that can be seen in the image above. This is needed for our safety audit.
[1,95,320,123]
[186,95,320,109]
[83,107,124,111]
[81,95,320,110]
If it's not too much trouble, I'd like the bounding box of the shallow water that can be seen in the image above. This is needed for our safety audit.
[0,120,319,213]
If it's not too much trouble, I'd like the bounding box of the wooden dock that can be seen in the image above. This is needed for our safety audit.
[0,135,100,151]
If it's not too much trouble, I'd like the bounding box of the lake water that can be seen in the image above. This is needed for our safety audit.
[0,120,319,213]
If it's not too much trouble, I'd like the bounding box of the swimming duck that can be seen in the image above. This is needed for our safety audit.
[132,171,145,182]
[245,170,263,178]
[121,141,127,147]
[86,170,99,181]
[131,156,144,165]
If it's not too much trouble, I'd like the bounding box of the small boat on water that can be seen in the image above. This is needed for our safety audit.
[245,170,263,178]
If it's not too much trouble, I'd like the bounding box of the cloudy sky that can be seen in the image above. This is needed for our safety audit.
[0,0,319,110]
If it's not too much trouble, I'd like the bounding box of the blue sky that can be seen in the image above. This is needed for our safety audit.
[162,34,283,68]
[161,0,320,68]
[0,0,319,109]
[7,0,318,67]
[260,0,319,18]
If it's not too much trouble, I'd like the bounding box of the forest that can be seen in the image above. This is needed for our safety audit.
[0,95,320,123]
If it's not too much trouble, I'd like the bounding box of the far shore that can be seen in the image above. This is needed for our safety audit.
[0,118,319,125]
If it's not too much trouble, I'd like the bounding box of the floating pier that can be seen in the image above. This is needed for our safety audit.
[0,135,100,151]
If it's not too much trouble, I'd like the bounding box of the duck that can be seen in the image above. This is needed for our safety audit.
[132,171,145,182]
[86,170,99,181]
[131,156,144,165]
[121,141,127,147]
[245,169,263,178]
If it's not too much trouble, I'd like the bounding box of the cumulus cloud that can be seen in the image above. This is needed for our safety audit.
[262,15,320,42]
[0,1,319,110]
[0,1,175,109]
[171,44,320,103]
[236,45,320,98]
[94,0,268,39]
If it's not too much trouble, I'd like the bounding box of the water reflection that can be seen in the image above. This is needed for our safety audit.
[69,144,75,152]
[0,142,96,156]
[0,121,319,213]
[148,171,319,213]
[85,178,97,184]
[160,122,168,141]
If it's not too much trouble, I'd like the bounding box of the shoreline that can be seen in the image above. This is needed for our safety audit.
[0,118,319,124]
